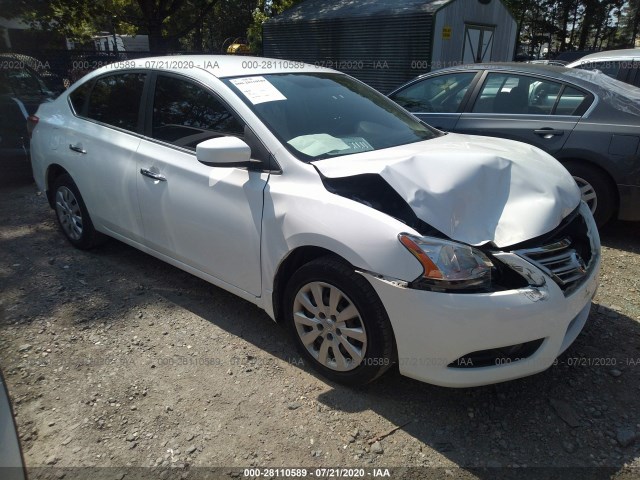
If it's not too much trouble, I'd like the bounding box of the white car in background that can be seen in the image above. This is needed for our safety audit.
[29,56,601,387]
[567,48,640,87]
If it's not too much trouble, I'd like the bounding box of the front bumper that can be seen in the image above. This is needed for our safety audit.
[364,205,601,388]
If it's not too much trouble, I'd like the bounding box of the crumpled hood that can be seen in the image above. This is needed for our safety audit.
[312,134,581,247]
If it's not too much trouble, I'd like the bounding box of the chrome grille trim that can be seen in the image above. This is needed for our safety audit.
[515,235,591,295]
[517,237,587,287]
[499,204,598,296]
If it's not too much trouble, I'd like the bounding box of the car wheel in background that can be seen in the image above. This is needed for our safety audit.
[52,174,104,249]
[284,256,396,385]
[564,161,616,227]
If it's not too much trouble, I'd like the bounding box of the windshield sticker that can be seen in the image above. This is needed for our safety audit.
[229,76,286,104]
[287,134,351,157]
[336,137,374,155]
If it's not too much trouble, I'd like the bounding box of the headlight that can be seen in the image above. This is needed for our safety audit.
[399,233,493,291]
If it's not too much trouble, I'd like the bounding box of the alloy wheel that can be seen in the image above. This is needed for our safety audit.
[573,175,597,215]
[292,281,367,372]
[55,186,83,241]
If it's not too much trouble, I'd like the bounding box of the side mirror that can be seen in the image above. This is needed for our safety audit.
[196,136,253,167]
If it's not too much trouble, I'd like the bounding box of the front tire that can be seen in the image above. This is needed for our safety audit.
[52,174,103,249]
[284,256,395,385]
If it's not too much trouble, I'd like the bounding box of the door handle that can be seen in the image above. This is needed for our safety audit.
[69,143,86,154]
[140,168,167,182]
[534,128,564,139]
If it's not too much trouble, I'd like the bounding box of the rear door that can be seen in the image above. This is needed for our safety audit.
[454,71,591,155]
[64,72,147,241]
[388,71,480,131]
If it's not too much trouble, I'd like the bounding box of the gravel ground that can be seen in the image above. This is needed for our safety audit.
[1,173,639,480]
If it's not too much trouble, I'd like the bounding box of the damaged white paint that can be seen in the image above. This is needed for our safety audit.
[312,133,581,247]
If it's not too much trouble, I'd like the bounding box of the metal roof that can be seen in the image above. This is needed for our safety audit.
[266,0,452,23]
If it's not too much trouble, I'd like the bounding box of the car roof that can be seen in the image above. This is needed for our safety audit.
[415,62,623,86]
[408,62,595,87]
[427,62,576,77]
[86,55,334,79]
[567,48,640,65]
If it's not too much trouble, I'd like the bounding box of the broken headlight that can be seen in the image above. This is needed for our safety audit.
[399,233,493,291]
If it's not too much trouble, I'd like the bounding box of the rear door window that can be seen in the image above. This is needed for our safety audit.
[68,81,93,116]
[86,73,146,132]
[471,73,590,115]
[472,73,563,114]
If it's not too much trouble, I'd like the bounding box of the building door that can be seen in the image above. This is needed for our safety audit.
[462,25,494,63]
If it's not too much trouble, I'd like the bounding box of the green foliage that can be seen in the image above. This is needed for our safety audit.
[247,0,304,54]
[505,0,634,58]
[2,0,637,55]
[177,0,255,52]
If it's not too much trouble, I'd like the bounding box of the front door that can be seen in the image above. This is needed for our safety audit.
[136,73,267,296]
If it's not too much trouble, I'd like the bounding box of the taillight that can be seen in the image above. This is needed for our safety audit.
[26,115,39,139]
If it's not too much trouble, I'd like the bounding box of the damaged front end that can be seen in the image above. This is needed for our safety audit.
[320,173,598,297]
[314,134,597,296]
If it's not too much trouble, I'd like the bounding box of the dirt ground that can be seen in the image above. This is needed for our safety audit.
[1,171,639,480]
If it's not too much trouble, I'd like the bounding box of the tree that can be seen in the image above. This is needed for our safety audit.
[619,0,640,46]
[0,0,224,52]
[247,0,304,53]
[0,0,114,41]
[180,0,255,52]
[504,0,637,58]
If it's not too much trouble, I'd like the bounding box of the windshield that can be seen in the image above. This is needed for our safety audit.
[223,73,438,161]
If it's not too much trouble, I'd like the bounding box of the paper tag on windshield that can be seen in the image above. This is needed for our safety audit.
[230,76,286,104]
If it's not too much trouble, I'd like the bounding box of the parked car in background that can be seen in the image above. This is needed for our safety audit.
[567,48,640,87]
[389,63,640,227]
[29,56,601,388]
[0,53,56,166]
[527,59,568,66]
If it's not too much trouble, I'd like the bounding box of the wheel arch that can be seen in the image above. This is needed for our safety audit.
[559,157,620,215]
[271,246,344,324]
[45,164,70,208]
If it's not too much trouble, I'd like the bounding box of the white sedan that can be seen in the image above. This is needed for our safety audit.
[29,56,601,387]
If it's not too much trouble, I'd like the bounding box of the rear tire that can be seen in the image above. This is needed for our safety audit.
[52,174,104,249]
[563,161,616,228]
[284,255,395,385]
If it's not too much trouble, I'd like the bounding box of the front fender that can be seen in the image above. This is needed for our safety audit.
[260,173,423,313]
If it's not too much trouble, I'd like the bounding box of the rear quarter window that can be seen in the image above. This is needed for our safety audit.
[555,87,589,116]
[68,81,93,115]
